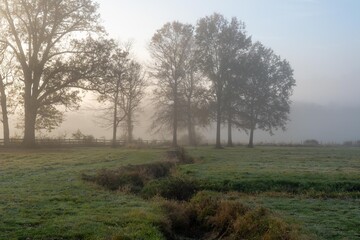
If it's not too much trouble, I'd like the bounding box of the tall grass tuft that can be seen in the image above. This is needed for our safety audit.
[157,191,306,240]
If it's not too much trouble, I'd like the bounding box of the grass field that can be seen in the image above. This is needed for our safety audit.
[0,148,168,239]
[0,146,359,239]
[184,147,360,239]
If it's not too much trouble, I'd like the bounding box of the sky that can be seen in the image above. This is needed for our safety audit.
[96,0,360,106]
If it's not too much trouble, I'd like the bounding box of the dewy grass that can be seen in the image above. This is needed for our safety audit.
[182,146,360,196]
[0,146,359,239]
[0,148,168,239]
[254,196,360,240]
[182,146,360,239]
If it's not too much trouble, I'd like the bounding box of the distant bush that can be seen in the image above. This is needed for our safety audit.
[71,129,95,143]
[303,139,320,146]
[178,133,205,146]
[343,140,360,147]
[343,141,353,147]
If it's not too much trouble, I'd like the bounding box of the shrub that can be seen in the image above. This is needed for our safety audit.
[82,162,175,193]
[157,191,304,240]
[122,162,175,180]
[159,200,196,235]
[343,141,353,147]
[92,169,144,192]
[142,177,199,201]
[232,207,299,239]
[303,139,319,146]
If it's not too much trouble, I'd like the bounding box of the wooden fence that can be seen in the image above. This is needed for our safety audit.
[0,138,171,147]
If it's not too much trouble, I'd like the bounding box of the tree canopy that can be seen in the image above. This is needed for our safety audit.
[195,13,251,148]
[240,42,295,147]
[0,0,104,146]
[149,21,194,147]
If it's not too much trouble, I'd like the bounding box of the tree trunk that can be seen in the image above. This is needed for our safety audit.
[215,99,222,148]
[23,82,37,147]
[227,117,233,147]
[248,127,254,148]
[23,106,37,147]
[112,81,120,148]
[187,100,196,146]
[112,101,118,147]
[172,84,178,147]
[172,108,178,147]
[248,111,256,148]
[187,119,197,146]
[0,81,9,146]
[127,113,133,143]
[187,114,192,146]
[191,125,196,146]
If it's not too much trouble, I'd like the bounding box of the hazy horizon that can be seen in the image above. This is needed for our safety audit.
[4,100,358,144]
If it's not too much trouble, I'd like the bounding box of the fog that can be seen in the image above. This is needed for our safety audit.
[13,100,354,145]
[1,0,360,144]
[82,0,359,144]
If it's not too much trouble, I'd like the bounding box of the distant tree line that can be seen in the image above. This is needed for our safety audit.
[0,0,295,148]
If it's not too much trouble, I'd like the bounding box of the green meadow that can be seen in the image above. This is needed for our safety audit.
[0,146,359,239]
[183,147,360,239]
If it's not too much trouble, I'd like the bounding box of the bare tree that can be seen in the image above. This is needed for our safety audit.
[120,61,146,143]
[0,45,13,145]
[0,75,10,145]
[241,42,295,147]
[0,43,20,145]
[222,56,250,147]
[96,44,129,147]
[0,0,104,147]
[94,41,146,146]
[195,13,251,148]
[223,76,241,147]
[149,21,194,147]
[182,42,210,146]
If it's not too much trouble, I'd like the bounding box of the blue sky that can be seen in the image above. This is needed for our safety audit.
[96,0,360,106]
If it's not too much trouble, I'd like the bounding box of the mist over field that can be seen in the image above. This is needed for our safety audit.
[26,101,357,144]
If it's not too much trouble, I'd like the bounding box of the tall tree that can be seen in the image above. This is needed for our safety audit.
[241,42,295,147]
[223,74,241,147]
[96,44,129,147]
[0,0,103,147]
[223,54,250,147]
[0,45,14,145]
[94,41,146,146]
[149,21,194,147]
[120,61,146,144]
[0,73,10,145]
[195,13,251,148]
[182,44,210,146]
